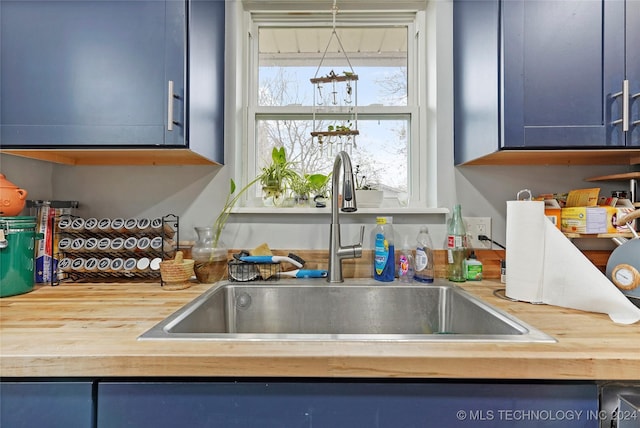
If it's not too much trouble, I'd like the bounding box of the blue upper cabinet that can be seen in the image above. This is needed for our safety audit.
[454,0,639,165]
[0,0,224,164]
[1,1,185,147]
[627,0,640,148]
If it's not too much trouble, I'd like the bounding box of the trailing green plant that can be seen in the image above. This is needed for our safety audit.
[211,150,328,247]
[288,173,310,198]
[327,122,353,132]
[212,176,260,248]
[290,172,330,197]
[306,173,331,196]
[259,147,299,201]
[289,172,331,207]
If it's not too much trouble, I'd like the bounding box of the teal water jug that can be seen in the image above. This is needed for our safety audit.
[0,216,42,297]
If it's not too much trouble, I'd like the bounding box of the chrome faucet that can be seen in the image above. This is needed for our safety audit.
[328,151,364,283]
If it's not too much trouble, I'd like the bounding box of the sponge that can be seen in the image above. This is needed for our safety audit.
[250,242,275,279]
[250,242,272,257]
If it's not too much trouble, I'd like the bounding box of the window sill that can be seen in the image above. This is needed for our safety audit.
[233,207,449,215]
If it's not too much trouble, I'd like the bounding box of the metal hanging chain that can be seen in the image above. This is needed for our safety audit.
[313,0,356,79]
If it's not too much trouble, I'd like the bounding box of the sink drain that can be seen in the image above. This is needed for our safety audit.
[236,292,252,310]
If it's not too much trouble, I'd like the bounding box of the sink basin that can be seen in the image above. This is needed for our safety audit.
[139,280,555,342]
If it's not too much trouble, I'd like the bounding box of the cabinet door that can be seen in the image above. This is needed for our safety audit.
[98,381,597,428]
[627,0,640,147]
[0,381,94,428]
[0,0,185,147]
[186,0,225,163]
[502,0,626,148]
[453,0,501,164]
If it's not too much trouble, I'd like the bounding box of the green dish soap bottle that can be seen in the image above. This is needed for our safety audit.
[373,216,395,282]
[464,250,483,281]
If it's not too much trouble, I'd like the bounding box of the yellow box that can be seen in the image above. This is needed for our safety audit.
[561,204,636,234]
[565,187,600,207]
[561,207,609,234]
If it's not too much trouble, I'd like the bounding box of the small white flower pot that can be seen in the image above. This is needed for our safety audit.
[355,189,384,208]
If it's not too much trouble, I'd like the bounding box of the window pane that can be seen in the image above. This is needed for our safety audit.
[256,117,409,195]
[258,27,408,107]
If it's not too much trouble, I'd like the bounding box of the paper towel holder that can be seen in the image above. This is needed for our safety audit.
[493,288,518,302]
[516,189,533,201]
[494,288,546,304]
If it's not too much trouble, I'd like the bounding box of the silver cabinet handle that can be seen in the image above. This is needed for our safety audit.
[168,80,174,131]
[623,79,630,132]
[611,80,629,131]
[167,80,181,131]
[632,90,640,127]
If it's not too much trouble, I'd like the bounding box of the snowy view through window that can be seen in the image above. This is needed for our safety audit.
[255,24,410,197]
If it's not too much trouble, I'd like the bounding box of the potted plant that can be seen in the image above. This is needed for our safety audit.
[289,172,331,207]
[307,173,331,199]
[259,147,299,206]
[354,164,384,208]
[289,173,311,207]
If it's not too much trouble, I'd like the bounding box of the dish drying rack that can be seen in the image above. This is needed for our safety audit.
[227,261,280,282]
[50,214,179,284]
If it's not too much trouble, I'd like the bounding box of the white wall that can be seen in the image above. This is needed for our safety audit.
[0,1,632,253]
[0,151,630,251]
[0,155,54,202]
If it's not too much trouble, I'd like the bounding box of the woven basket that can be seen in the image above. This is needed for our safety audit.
[160,251,194,290]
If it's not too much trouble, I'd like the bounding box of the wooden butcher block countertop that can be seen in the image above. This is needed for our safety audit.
[1,280,639,380]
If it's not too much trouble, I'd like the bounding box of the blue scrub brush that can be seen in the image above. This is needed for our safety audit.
[239,255,304,268]
[280,269,328,278]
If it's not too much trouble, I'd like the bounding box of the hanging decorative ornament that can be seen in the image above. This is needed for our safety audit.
[310,0,359,156]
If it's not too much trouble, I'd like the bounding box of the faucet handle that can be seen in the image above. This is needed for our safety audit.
[352,225,365,259]
[358,225,365,246]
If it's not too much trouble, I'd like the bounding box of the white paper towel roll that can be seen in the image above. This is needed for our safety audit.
[505,200,546,303]
[505,199,640,324]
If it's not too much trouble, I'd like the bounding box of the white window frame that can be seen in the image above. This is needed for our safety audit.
[233,4,431,210]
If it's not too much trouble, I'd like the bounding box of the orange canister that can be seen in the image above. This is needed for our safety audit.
[0,174,28,217]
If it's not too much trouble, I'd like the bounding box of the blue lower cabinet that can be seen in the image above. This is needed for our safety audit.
[0,381,94,428]
[97,381,598,428]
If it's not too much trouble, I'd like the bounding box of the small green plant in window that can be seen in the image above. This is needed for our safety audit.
[258,147,299,205]
[354,164,377,190]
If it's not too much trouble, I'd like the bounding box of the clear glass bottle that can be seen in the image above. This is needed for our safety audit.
[191,226,227,283]
[414,226,434,283]
[446,204,467,282]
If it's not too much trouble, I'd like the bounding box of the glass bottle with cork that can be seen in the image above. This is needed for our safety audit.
[447,204,467,282]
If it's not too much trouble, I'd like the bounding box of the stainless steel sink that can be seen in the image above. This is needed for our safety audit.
[139,279,555,342]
